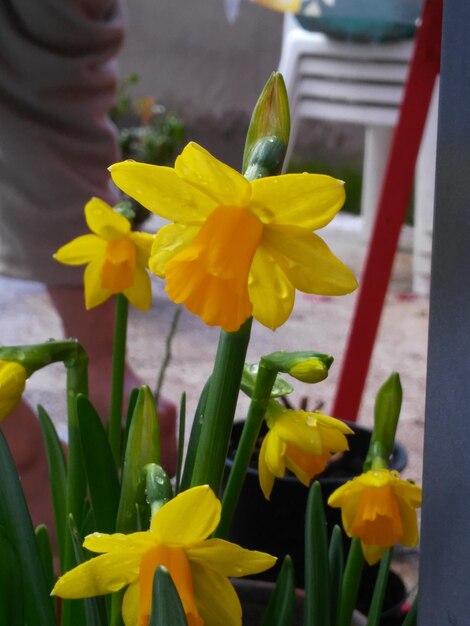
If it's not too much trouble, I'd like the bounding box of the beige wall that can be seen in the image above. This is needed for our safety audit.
[120,1,283,160]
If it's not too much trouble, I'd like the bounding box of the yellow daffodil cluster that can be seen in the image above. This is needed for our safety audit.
[328,468,422,564]
[54,198,154,311]
[258,401,353,499]
[52,486,275,626]
[0,359,27,422]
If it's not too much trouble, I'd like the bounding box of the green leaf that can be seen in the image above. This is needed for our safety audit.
[241,363,293,398]
[37,404,67,570]
[77,395,120,534]
[0,526,24,626]
[149,566,188,626]
[261,555,295,626]
[328,525,344,626]
[337,539,364,626]
[305,481,330,626]
[116,386,160,533]
[0,430,57,625]
[366,548,392,626]
[35,524,55,602]
[175,392,186,493]
[68,515,108,626]
[179,377,211,492]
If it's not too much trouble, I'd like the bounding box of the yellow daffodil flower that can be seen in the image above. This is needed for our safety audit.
[109,142,357,332]
[52,485,276,626]
[327,468,422,565]
[0,360,27,421]
[253,0,302,12]
[259,401,353,499]
[54,198,154,311]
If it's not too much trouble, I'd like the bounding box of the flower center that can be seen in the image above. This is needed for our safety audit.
[351,486,403,546]
[164,205,264,332]
[101,237,136,293]
[139,544,203,626]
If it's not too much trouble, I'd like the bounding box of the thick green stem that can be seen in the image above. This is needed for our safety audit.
[216,364,278,538]
[190,317,252,493]
[108,293,129,465]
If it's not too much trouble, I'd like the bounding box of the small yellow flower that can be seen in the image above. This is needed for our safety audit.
[109,142,357,332]
[54,198,154,311]
[327,469,422,565]
[51,485,276,626]
[0,360,27,422]
[259,401,353,499]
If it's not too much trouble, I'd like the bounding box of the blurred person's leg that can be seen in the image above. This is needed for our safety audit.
[0,402,54,531]
[0,0,176,531]
[48,284,177,474]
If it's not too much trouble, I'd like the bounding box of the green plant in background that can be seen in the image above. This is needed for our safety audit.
[0,73,421,626]
[109,73,186,226]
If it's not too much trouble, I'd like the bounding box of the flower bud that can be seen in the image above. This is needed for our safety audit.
[289,358,330,384]
[0,360,27,422]
[242,72,290,177]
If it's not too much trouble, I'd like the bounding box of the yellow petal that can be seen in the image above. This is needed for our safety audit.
[122,581,140,626]
[83,531,154,554]
[54,234,106,266]
[83,257,111,309]
[392,477,422,508]
[130,230,154,263]
[251,173,345,229]
[123,267,152,311]
[191,562,242,626]
[263,225,358,296]
[51,552,140,598]
[175,142,251,208]
[151,485,221,546]
[258,434,275,500]
[187,539,276,577]
[149,223,199,278]
[274,411,325,456]
[361,542,387,566]
[396,498,419,547]
[264,429,286,478]
[109,161,213,223]
[248,245,295,330]
[85,197,131,240]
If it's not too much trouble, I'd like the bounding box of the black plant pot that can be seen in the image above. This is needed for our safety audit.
[224,421,408,622]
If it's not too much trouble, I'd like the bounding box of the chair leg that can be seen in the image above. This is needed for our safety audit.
[361,125,394,240]
[413,78,439,296]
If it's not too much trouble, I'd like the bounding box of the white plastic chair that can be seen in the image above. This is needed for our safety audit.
[278,13,437,294]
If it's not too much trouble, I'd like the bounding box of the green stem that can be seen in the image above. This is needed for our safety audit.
[216,363,277,538]
[337,538,364,626]
[190,317,252,493]
[108,294,129,466]
[62,345,89,626]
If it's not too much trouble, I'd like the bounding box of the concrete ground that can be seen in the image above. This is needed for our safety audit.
[0,212,426,598]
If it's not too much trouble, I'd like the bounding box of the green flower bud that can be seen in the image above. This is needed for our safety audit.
[242,72,290,176]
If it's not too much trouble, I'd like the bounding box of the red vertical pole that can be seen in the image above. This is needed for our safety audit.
[332,0,442,422]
